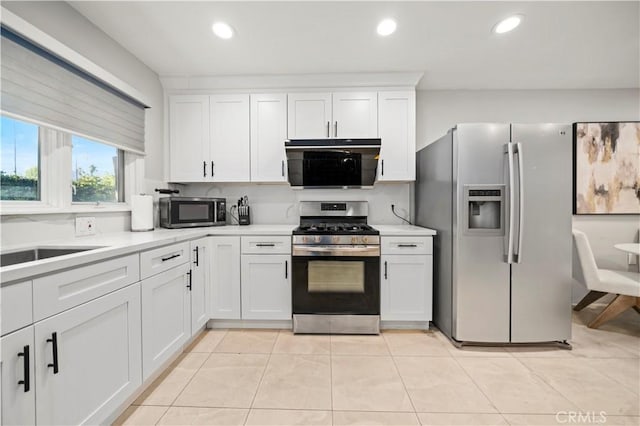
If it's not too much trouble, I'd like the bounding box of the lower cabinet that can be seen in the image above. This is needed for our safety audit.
[209,236,241,319]
[1,326,35,426]
[141,263,190,380]
[34,283,142,425]
[190,238,210,333]
[241,254,291,320]
[381,254,433,321]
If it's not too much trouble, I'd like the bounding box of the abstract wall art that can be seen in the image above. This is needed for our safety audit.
[573,122,640,214]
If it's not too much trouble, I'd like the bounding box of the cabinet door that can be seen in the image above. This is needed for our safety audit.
[377,91,416,181]
[210,94,250,182]
[332,91,378,138]
[190,238,210,334]
[250,93,288,182]
[381,255,432,321]
[169,95,210,182]
[287,92,332,139]
[241,255,291,320]
[141,264,190,380]
[210,236,241,319]
[1,327,35,426]
[34,284,142,426]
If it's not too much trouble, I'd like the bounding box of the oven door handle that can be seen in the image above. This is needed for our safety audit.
[292,245,380,257]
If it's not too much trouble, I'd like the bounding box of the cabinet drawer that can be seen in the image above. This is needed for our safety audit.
[33,254,139,322]
[140,242,190,279]
[241,236,291,254]
[381,236,432,255]
[1,281,33,336]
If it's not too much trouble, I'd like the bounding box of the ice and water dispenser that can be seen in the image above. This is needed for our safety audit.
[463,185,504,235]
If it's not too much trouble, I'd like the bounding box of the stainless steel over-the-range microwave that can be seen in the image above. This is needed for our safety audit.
[159,197,226,228]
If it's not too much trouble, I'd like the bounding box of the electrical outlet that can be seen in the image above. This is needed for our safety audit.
[75,217,96,236]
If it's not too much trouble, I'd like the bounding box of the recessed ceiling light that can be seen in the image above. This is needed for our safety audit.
[493,15,523,34]
[377,19,397,36]
[212,22,234,39]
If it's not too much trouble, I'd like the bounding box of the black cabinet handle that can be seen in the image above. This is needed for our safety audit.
[381,159,384,176]
[326,121,330,138]
[193,246,199,266]
[203,161,207,177]
[398,244,417,248]
[384,261,388,279]
[285,260,288,279]
[334,121,338,137]
[17,345,30,392]
[256,243,275,247]
[47,332,59,374]
[211,161,215,177]
[161,253,180,262]
[187,270,192,291]
[281,160,285,177]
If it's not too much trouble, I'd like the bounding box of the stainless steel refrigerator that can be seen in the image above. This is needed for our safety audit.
[415,123,572,345]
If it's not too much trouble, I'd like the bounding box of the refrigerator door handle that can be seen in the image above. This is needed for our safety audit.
[514,142,524,263]
[503,143,515,264]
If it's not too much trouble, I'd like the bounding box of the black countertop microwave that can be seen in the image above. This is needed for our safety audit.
[159,197,226,228]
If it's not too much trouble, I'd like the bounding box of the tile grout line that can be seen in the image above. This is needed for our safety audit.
[383,332,421,423]
[242,330,279,425]
[448,355,502,416]
[329,334,334,426]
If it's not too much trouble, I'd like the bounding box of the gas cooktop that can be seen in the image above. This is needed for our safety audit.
[293,222,379,236]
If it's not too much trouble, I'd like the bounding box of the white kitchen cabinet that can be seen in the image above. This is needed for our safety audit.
[34,283,142,425]
[141,264,190,380]
[377,91,416,181]
[210,94,250,182]
[288,92,378,139]
[250,93,288,182]
[241,254,291,320]
[1,281,33,336]
[190,238,209,334]
[287,92,332,139]
[381,254,432,322]
[169,95,210,182]
[209,236,241,319]
[1,326,35,426]
[332,91,378,138]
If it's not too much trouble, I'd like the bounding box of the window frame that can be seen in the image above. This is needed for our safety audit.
[0,113,138,215]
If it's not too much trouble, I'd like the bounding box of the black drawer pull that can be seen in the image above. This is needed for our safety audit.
[187,270,192,290]
[17,345,30,392]
[397,244,418,248]
[47,332,59,374]
[161,253,180,262]
[384,261,388,279]
[256,243,275,247]
[203,161,207,177]
[285,260,288,279]
[193,246,199,266]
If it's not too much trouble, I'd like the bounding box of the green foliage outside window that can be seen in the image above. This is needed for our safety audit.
[72,165,117,203]
[0,171,38,200]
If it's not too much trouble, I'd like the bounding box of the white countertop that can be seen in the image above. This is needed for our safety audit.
[1,223,436,284]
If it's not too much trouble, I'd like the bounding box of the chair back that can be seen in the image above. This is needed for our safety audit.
[572,229,600,290]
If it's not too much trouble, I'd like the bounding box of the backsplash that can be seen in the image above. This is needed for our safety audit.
[177,182,413,225]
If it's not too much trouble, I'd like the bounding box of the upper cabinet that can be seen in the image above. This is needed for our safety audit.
[287,92,377,139]
[169,95,210,182]
[287,92,332,139]
[210,94,250,182]
[377,91,416,181]
[250,94,288,182]
[168,94,250,183]
[168,87,416,183]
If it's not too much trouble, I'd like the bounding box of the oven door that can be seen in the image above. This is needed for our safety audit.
[292,247,380,315]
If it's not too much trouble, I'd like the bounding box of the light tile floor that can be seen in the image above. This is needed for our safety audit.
[115,306,639,425]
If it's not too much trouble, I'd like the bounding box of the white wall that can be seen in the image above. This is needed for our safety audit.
[416,88,640,301]
[179,182,413,226]
[1,1,165,246]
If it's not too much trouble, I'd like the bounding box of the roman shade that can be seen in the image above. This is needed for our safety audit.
[0,27,147,155]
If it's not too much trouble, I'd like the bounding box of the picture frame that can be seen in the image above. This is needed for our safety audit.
[573,121,640,215]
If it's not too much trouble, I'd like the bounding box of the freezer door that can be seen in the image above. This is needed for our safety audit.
[454,124,511,343]
[510,124,572,343]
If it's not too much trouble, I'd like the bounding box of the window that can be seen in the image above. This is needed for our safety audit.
[0,116,40,201]
[71,136,124,203]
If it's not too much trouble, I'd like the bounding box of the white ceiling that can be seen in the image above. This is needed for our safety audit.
[69,1,639,90]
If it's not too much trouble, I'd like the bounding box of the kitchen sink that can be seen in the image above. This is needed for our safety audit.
[0,247,105,267]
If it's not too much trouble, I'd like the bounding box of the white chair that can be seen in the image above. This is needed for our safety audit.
[572,229,640,328]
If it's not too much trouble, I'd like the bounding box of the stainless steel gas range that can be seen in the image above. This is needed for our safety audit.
[291,201,380,334]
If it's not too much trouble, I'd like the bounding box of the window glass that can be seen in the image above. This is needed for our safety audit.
[0,116,40,201]
[72,136,122,203]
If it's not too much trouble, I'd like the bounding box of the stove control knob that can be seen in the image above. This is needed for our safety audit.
[302,236,308,244]
[351,236,357,244]
[315,236,321,243]
[362,236,368,244]
[332,236,340,244]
